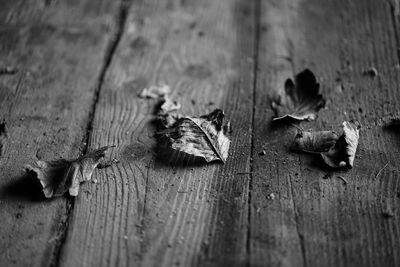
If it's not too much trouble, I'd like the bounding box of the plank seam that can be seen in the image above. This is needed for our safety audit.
[388,0,400,65]
[285,1,307,264]
[288,170,307,267]
[246,0,261,266]
[48,0,133,266]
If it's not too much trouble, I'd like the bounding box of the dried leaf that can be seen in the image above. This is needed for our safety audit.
[25,146,112,198]
[160,97,181,112]
[291,121,360,169]
[159,109,230,163]
[139,85,170,99]
[271,69,326,121]
[321,121,360,168]
[291,130,339,153]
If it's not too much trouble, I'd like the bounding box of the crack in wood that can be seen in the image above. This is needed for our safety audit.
[48,0,133,266]
[389,0,400,65]
[246,0,261,266]
[288,172,307,267]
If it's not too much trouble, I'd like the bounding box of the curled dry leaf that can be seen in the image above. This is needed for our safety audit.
[291,130,339,153]
[271,69,326,121]
[292,121,360,169]
[322,121,360,168]
[139,84,170,99]
[25,146,113,198]
[158,109,230,163]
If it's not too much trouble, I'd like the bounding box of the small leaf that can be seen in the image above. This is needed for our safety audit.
[25,146,113,198]
[159,109,230,163]
[79,146,111,181]
[160,97,181,113]
[291,130,339,153]
[322,121,360,168]
[291,121,360,169]
[139,85,170,99]
[271,69,326,121]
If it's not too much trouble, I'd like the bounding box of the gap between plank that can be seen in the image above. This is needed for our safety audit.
[289,38,307,267]
[288,170,307,267]
[246,0,261,266]
[389,0,400,64]
[48,0,133,266]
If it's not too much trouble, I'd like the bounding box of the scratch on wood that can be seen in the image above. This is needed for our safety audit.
[337,175,348,185]
[375,161,389,179]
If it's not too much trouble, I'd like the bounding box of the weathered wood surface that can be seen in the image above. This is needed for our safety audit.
[2,0,400,266]
[251,0,400,266]
[59,0,255,266]
[0,0,119,266]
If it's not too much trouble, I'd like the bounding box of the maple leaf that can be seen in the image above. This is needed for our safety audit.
[25,146,113,198]
[271,69,326,121]
[158,109,230,163]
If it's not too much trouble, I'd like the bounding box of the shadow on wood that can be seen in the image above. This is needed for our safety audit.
[0,172,46,202]
[154,146,216,168]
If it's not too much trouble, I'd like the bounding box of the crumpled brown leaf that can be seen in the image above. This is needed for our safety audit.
[271,69,326,121]
[291,130,339,153]
[321,121,360,168]
[25,146,112,198]
[158,109,230,163]
[292,121,360,168]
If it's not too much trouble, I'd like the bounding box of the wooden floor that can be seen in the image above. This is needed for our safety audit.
[1,0,400,266]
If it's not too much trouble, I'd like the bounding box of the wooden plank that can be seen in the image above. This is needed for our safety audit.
[251,0,400,266]
[0,1,119,266]
[249,1,304,266]
[60,0,256,266]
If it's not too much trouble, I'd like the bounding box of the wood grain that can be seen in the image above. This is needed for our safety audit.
[59,0,256,266]
[249,1,304,266]
[0,0,119,266]
[2,0,400,266]
[251,0,400,266]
